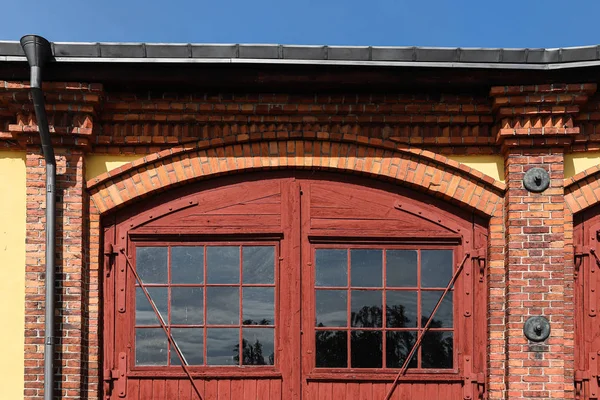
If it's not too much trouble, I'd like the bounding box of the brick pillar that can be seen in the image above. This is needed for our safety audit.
[24,150,87,400]
[491,84,596,399]
[13,80,103,399]
[503,148,566,399]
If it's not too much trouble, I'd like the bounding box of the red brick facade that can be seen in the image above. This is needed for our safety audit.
[4,79,600,399]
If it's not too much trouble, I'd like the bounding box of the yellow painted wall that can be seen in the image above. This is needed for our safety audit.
[85,154,142,181]
[565,152,600,179]
[0,151,26,400]
[448,155,505,183]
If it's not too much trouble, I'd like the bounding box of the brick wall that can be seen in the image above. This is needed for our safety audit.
[3,80,600,399]
[503,149,566,399]
[24,150,87,399]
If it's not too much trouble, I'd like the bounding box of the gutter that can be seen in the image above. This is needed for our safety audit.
[3,55,600,70]
[20,35,56,400]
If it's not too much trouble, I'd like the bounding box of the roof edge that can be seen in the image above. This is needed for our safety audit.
[1,40,600,68]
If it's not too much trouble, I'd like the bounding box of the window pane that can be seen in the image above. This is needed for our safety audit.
[386,250,417,287]
[350,249,382,287]
[386,291,417,328]
[421,250,453,288]
[207,328,239,366]
[316,290,347,327]
[422,332,453,369]
[386,331,417,368]
[421,291,453,328]
[207,246,240,284]
[171,287,203,325]
[243,246,275,284]
[243,287,274,325]
[242,328,275,365]
[136,287,168,325]
[316,330,347,368]
[136,328,168,365]
[170,328,204,366]
[351,330,382,368]
[207,287,239,325]
[351,290,382,328]
[315,249,347,287]
[136,247,168,284]
[172,246,204,284]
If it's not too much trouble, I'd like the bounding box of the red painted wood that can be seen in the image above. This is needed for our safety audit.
[346,382,361,400]
[574,207,600,400]
[371,383,387,399]
[305,381,318,400]
[231,380,244,399]
[105,172,487,399]
[139,379,153,400]
[153,379,166,400]
[203,379,217,400]
[217,380,231,400]
[318,382,333,400]
[269,379,281,399]
[243,379,257,399]
[127,378,139,400]
[256,380,270,399]
[102,220,116,400]
[359,382,372,399]
[333,382,347,399]
[166,379,179,398]
[178,379,191,399]
[280,179,302,399]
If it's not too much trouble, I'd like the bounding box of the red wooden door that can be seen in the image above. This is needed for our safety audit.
[298,178,486,400]
[575,207,600,399]
[102,172,487,400]
[103,176,299,400]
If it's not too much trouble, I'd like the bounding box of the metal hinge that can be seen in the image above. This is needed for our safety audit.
[462,356,485,400]
[575,244,590,279]
[103,352,127,398]
[471,247,486,282]
[104,243,119,278]
[575,353,600,399]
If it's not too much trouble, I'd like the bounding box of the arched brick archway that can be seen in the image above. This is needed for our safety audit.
[87,138,505,216]
[565,167,600,214]
[84,138,506,399]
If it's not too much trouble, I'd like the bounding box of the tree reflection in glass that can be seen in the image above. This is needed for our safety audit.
[315,329,347,367]
[235,328,275,365]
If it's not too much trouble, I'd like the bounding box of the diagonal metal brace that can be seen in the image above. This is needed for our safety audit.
[384,253,470,400]
[120,248,205,400]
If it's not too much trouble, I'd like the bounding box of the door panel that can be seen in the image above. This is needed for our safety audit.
[575,207,600,399]
[299,178,484,400]
[104,172,486,399]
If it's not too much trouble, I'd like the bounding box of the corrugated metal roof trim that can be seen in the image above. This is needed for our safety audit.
[0,40,599,65]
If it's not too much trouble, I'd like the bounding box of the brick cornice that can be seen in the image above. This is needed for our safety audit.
[0,81,104,150]
[490,83,597,149]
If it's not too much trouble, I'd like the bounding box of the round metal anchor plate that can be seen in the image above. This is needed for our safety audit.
[523,167,550,193]
[524,316,551,342]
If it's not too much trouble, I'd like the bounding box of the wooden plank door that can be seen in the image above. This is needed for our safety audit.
[575,206,600,399]
[102,172,487,400]
[298,177,485,400]
[103,175,296,400]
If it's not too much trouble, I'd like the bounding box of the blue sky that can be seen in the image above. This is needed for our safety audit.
[2,0,599,48]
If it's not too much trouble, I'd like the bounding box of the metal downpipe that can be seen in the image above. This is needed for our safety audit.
[20,34,56,400]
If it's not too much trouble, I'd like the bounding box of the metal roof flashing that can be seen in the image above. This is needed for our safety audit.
[1,40,600,70]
